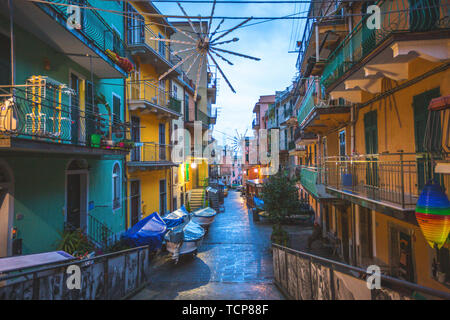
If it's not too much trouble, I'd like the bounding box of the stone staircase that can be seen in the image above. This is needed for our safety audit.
[189,188,205,211]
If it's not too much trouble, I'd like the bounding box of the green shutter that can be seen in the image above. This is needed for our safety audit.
[364,110,378,186]
[185,163,189,182]
[413,87,440,190]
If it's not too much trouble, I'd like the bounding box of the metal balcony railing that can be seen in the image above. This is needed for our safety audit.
[0,85,128,149]
[297,81,317,126]
[321,0,450,89]
[87,213,117,249]
[130,142,172,162]
[127,24,182,66]
[252,118,260,128]
[323,153,450,209]
[197,109,209,127]
[42,0,126,57]
[128,80,181,114]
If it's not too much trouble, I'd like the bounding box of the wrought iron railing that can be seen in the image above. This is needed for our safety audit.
[0,85,129,150]
[321,0,450,89]
[127,24,182,66]
[40,0,127,58]
[128,80,181,114]
[130,142,172,162]
[323,153,450,209]
[64,212,117,250]
[87,214,117,248]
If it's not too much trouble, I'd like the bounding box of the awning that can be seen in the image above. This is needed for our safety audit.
[429,95,450,111]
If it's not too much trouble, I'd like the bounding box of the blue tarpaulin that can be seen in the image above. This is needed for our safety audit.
[121,212,167,250]
[163,205,189,229]
[254,197,264,210]
[183,220,205,242]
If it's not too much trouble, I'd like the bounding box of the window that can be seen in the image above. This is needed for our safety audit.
[126,4,144,45]
[432,247,450,286]
[113,163,121,210]
[173,84,178,99]
[159,179,167,215]
[173,124,179,144]
[112,94,121,124]
[339,130,346,158]
[184,93,189,121]
[158,33,165,56]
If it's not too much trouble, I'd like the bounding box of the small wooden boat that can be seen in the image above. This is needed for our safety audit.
[192,207,217,228]
[164,218,205,263]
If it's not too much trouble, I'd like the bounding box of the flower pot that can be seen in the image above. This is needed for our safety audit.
[91,134,101,148]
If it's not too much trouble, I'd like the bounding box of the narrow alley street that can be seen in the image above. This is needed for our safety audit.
[131,191,285,300]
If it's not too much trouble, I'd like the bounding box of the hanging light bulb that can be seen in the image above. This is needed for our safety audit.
[191,162,198,169]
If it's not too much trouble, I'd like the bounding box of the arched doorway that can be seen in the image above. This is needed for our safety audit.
[0,160,13,257]
[66,160,89,232]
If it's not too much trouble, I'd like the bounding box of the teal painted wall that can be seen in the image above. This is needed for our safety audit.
[3,155,126,254]
[5,156,66,254]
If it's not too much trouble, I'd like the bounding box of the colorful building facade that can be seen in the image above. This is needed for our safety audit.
[292,0,449,292]
[0,0,131,255]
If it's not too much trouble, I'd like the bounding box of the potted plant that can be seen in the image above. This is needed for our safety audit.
[95,93,113,146]
[261,172,301,247]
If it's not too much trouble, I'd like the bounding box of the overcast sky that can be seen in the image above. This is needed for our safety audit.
[155,1,307,145]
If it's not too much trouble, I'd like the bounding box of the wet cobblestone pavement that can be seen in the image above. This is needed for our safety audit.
[131,190,285,300]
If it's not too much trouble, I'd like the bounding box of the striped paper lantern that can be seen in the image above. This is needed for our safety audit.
[415,182,450,249]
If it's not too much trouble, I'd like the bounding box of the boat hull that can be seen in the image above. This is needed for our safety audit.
[166,239,203,259]
[192,215,215,227]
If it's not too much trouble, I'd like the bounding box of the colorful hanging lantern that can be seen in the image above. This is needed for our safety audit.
[415,181,450,249]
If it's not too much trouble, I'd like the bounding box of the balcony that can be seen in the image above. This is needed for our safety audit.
[321,0,449,90]
[127,142,177,171]
[252,118,260,130]
[127,24,182,75]
[196,109,210,128]
[207,66,218,104]
[324,153,450,214]
[4,0,128,78]
[0,84,130,156]
[299,166,335,200]
[128,80,181,118]
[297,81,350,135]
[209,108,217,125]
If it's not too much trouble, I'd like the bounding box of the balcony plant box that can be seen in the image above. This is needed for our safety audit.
[91,134,102,148]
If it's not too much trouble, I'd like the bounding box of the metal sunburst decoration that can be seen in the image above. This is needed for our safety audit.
[149,1,261,100]
[230,128,248,157]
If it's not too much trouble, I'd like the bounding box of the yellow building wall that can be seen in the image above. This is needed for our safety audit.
[374,211,450,292]
[354,59,449,155]
[128,168,171,219]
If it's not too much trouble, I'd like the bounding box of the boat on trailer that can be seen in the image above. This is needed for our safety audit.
[191,207,217,228]
[162,206,205,263]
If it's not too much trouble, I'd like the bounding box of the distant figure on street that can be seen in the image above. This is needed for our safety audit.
[307,221,323,250]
